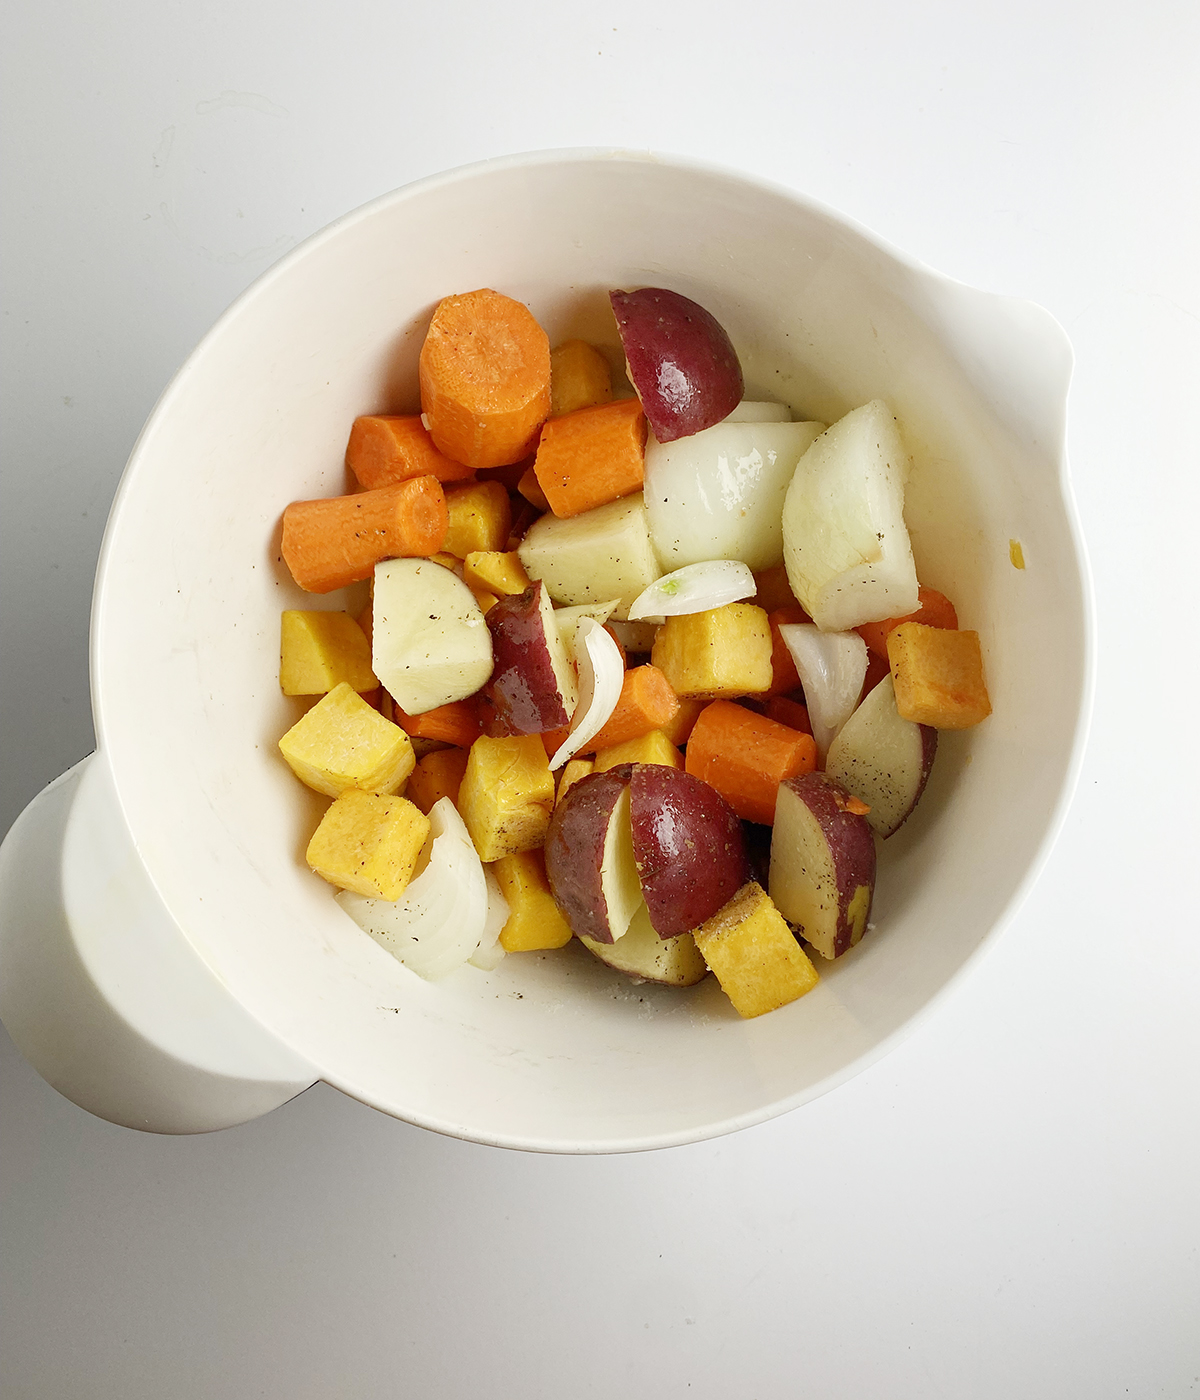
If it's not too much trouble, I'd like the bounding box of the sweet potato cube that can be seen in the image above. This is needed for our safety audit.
[886,622,992,729]
[693,881,819,1019]
[660,695,707,748]
[279,683,415,797]
[462,550,531,597]
[491,849,574,951]
[305,789,430,899]
[550,339,614,418]
[458,734,556,862]
[651,604,773,698]
[405,747,471,814]
[592,729,683,772]
[280,610,377,696]
[443,481,513,558]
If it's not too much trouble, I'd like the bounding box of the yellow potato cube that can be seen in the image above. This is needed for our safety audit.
[444,481,513,558]
[550,339,614,418]
[280,610,377,696]
[491,849,574,951]
[458,734,556,862]
[279,682,415,797]
[592,729,683,773]
[556,757,594,804]
[405,747,470,815]
[693,881,819,1019]
[650,604,773,698]
[305,789,430,899]
[463,550,532,597]
[886,622,992,729]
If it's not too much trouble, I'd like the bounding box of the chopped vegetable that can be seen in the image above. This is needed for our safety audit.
[278,682,415,797]
[550,339,614,417]
[346,414,475,489]
[443,480,513,557]
[886,622,992,729]
[306,789,430,900]
[533,397,647,518]
[650,603,773,698]
[280,610,377,696]
[856,586,959,658]
[684,700,818,826]
[626,559,756,623]
[692,882,819,1018]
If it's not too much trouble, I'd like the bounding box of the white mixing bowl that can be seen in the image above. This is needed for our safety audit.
[0,150,1092,1147]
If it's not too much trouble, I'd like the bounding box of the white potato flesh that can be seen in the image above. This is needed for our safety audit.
[337,798,488,981]
[599,784,644,944]
[553,599,620,657]
[825,676,935,839]
[722,400,792,423]
[518,492,662,620]
[372,558,493,714]
[579,906,708,986]
[781,399,919,631]
[644,420,825,572]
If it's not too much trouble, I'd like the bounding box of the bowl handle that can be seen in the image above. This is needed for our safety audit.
[0,753,318,1132]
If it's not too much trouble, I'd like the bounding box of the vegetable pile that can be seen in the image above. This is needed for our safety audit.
[275,286,992,1018]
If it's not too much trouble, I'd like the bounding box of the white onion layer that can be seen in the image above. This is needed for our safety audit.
[549,617,626,769]
[468,868,509,971]
[336,797,488,981]
[779,624,868,760]
[626,560,756,622]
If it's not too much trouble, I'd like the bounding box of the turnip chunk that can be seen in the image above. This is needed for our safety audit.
[722,401,792,423]
[644,420,826,572]
[468,868,509,971]
[517,492,663,620]
[779,624,868,759]
[337,798,488,980]
[549,618,625,769]
[781,399,920,632]
[626,560,756,623]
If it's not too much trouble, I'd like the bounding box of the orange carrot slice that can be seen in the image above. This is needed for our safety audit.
[764,695,812,736]
[281,478,448,593]
[856,586,959,658]
[684,700,818,826]
[392,697,484,749]
[418,289,551,469]
[346,415,476,489]
[532,397,647,518]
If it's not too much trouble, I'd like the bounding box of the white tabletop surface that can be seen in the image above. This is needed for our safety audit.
[2,2,1198,1396]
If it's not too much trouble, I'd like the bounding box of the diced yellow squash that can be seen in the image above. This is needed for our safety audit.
[462,550,531,597]
[550,339,614,418]
[886,622,992,729]
[491,849,574,951]
[593,729,683,772]
[556,757,594,804]
[405,746,471,815]
[305,789,430,899]
[693,881,819,1019]
[280,610,377,696]
[458,734,556,863]
[443,481,513,558]
[650,604,773,698]
[279,683,415,797]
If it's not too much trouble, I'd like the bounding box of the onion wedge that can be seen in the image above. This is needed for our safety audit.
[548,617,625,769]
[468,868,510,971]
[626,560,756,623]
[779,624,868,760]
[336,797,488,980]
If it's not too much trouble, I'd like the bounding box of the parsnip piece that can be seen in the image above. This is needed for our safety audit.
[781,400,919,632]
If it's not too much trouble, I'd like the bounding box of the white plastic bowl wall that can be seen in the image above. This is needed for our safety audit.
[93,153,1086,1152]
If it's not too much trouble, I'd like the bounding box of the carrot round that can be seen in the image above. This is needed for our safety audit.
[281,478,448,593]
[393,697,484,749]
[588,664,679,753]
[418,289,551,469]
[346,415,476,489]
[685,699,817,826]
[856,586,959,658]
[532,397,647,518]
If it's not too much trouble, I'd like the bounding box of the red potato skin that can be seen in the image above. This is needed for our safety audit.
[628,764,750,938]
[484,583,571,736]
[772,772,876,958]
[544,766,636,944]
[609,288,744,443]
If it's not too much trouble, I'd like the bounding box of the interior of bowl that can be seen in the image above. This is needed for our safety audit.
[91,151,1089,1151]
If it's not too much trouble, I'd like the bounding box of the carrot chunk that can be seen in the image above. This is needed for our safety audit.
[764,695,812,736]
[684,700,818,825]
[767,605,812,695]
[418,289,551,469]
[345,415,475,489]
[281,478,448,593]
[532,398,647,518]
[392,697,484,749]
[856,586,959,658]
[587,665,680,753]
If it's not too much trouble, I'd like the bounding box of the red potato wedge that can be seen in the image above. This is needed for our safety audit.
[824,676,937,839]
[484,582,578,736]
[768,771,876,960]
[543,766,643,945]
[628,764,749,938]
